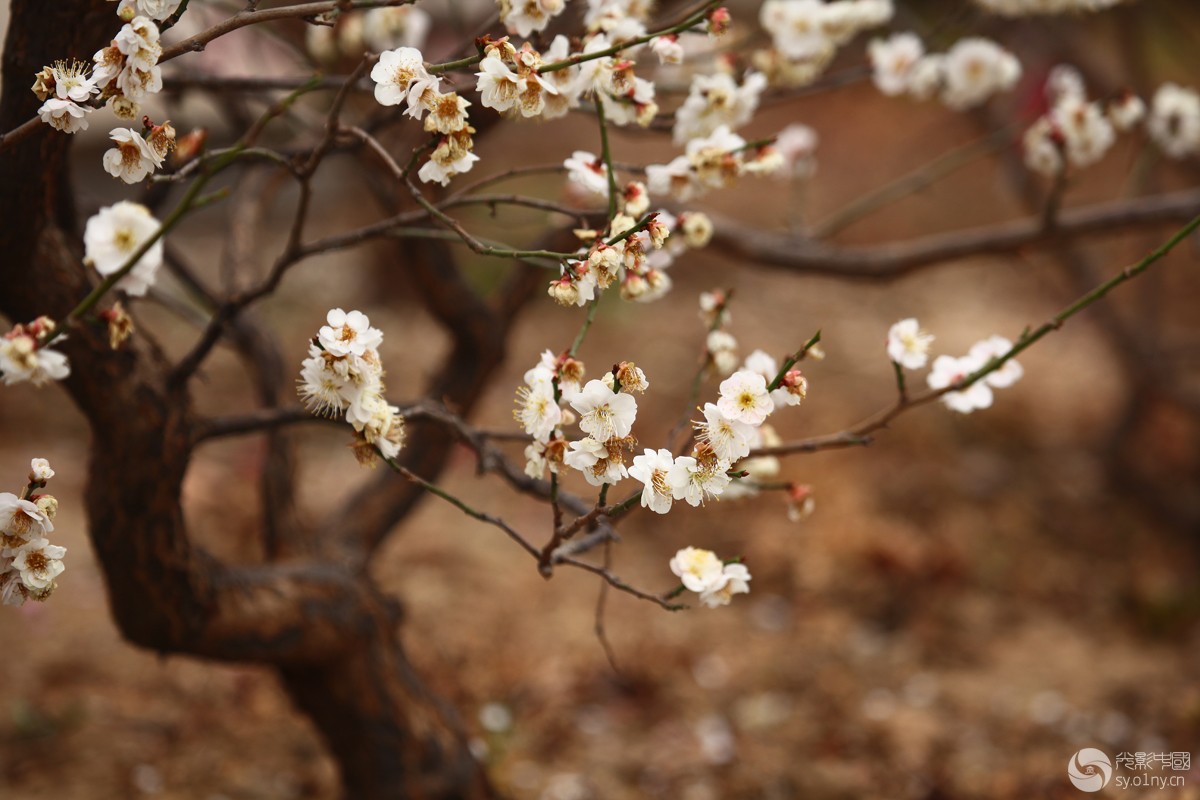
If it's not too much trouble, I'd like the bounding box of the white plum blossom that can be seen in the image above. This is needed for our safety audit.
[773,123,819,179]
[49,60,98,102]
[113,16,164,101]
[114,0,183,21]
[698,563,752,608]
[570,380,638,441]
[362,6,431,52]
[29,459,54,482]
[0,321,69,388]
[1147,83,1200,159]
[926,353,993,413]
[319,309,384,358]
[706,330,739,376]
[887,318,934,369]
[1107,92,1146,132]
[371,47,436,108]
[694,402,754,463]
[717,370,774,426]
[476,55,521,114]
[868,32,924,96]
[670,547,726,592]
[564,436,628,486]
[103,127,163,184]
[11,539,66,590]
[939,38,1021,110]
[564,151,610,197]
[651,34,684,64]
[418,129,479,186]
[500,0,568,37]
[673,71,768,144]
[969,335,1024,388]
[83,201,163,296]
[0,492,54,544]
[514,380,562,443]
[37,98,90,133]
[670,454,732,507]
[1053,96,1115,169]
[629,448,680,514]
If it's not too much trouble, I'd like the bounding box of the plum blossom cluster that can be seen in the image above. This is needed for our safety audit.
[371,46,478,185]
[972,0,1129,14]
[547,207,693,306]
[647,125,785,201]
[868,33,1021,109]
[1022,66,1135,176]
[34,3,173,185]
[476,28,660,129]
[1,459,66,607]
[633,341,806,514]
[476,36,577,122]
[499,0,569,38]
[1022,72,1200,174]
[669,547,752,608]
[0,318,69,388]
[755,0,893,87]
[515,351,637,485]
[673,69,767,144]
[298,309,406,466]
[887,319,1023,413]
[307,5,432,65]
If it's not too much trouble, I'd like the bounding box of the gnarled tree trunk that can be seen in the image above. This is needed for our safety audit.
[0,2,517,796]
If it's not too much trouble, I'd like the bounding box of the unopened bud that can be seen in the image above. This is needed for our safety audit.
[118,4,136,22]
[173,128,208,164]
[35,494,59,521]
[548,277,579,307]
[787,483,815,522]
[707,7,732,36]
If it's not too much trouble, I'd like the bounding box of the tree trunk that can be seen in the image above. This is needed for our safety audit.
[0,3,501,796]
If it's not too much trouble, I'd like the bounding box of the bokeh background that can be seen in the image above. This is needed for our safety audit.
[2,0,1199,797]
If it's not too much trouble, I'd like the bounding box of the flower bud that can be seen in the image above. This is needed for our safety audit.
[35,494,59,521]
[707,7,732,36]
[787,484,815,522]
[548,277,579,307]
[680,212,713,248]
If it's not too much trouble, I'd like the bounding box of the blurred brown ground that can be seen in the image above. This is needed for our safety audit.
[2,1,1200,798]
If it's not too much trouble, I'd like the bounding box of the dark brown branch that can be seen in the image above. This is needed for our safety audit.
[711,187,1200,279]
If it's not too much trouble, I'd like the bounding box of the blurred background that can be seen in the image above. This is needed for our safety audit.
[2,0,1199,797]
